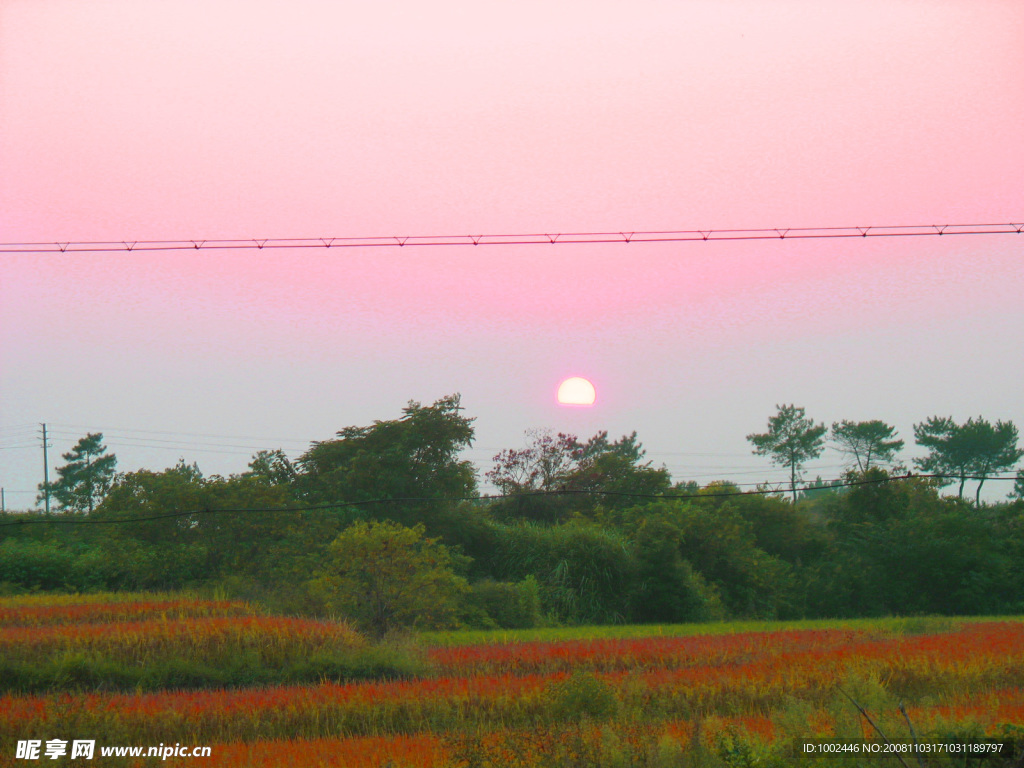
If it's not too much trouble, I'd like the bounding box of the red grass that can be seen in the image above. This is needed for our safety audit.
[3,622,1022,746]
[0,598,256,628]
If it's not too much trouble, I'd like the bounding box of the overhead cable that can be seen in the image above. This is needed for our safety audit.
[2,222,1022,255]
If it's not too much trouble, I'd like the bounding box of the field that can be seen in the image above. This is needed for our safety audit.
[1,594,1023,767]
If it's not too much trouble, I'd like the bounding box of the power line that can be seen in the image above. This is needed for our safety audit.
[2,222,1021,255]
[0,473,1015,527]
[34,425,761,459]
[44,431,292,456]
[0,425,40,435]
[46,423,311,446]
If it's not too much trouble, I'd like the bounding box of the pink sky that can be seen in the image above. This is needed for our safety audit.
[1,0,1022,503]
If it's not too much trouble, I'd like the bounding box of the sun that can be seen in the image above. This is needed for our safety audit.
[557,377,596,406]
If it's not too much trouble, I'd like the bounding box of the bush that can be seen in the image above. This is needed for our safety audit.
[466,577,543,629]
[490,521,638,624]
[545,671,620,720]
[310,520,469,638]
[631,516,726,624]
[0,540,74,590]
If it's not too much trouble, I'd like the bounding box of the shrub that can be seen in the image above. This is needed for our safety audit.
[310,520,469,638]
[490,521,638,624]
[467,577,543,629]
[0,540,74,591]
[545,671,620,721]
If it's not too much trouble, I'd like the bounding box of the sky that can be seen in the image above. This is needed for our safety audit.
[1,0,1023,507]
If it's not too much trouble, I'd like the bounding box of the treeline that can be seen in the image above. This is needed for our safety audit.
[2,395,1023,632]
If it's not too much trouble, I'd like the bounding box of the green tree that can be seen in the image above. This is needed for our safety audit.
[630,516,722,623]
[487,519,638,623]
[747,405,826,503]
[826,472,1011,616]
[96,459,207,544]
[1011,469,1024,500]
[830,420,904,472]
[675,500,794,618]
[92,460,210,588]
[311,520,468,637]
[95,460,339,594]
[244,449,297,486]
[487,429,670,520]
[914,416,1023,505]
[37,433,117,513]
[569,431,672,505]
[296,394,476,527]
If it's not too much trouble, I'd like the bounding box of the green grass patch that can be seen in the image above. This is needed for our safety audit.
[421,615,1024,646]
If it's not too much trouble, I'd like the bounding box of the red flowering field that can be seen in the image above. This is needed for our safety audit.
[1,594,1022,767]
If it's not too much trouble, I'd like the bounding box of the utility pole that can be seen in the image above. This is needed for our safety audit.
[40,423,50,513]
[1,488,5,513]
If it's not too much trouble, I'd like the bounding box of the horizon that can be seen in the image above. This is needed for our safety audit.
[2,0,1022,507]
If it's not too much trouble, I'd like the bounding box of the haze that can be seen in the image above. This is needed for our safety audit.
[1,0,1022,504]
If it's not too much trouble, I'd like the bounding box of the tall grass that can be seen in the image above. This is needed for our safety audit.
[420,614,1014,646]
[1,594,1021,767]
[3,621,1022,743]
[0,595,425,693]
[0,594,256,628]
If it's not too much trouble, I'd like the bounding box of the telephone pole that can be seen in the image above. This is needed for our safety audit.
[40,423,51,513]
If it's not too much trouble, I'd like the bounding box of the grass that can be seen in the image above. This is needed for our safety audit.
[419,614,1019,646]
[0,595,427,693]
[2,593,1023,766]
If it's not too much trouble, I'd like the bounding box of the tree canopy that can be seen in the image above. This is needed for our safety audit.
[1011,469,1024,501]
[37,433,117,514]
[913,416,1023,504]
[311,519,468,637]
[8,395,1024,626]
[487,429,581,494]
[830,419,904,473]
[747,405,826,503]
[487,429,670,519]
[296,394,476,525]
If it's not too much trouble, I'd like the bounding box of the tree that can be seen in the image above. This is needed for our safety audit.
[90,460,211,588]
[37,433,117,513]
[311,520,468,637]
[1011,469,1024,501]
[914,416,1023,505]
[830,420,904,473]
[630,516,721,623]
[296,394,476,526]
[487,429,670,519]
[569,431,672,504]
[799,476,845,502]
[244,449,297,486]
[747,405,826,503]
[488,519,638,623]
[96,459,207,544]
[487,429,582,494]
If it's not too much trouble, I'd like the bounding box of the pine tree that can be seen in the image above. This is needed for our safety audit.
[38,433,117,513]
[747,404,827,503]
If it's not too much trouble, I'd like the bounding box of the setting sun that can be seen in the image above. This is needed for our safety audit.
[557,377,596,406]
